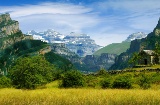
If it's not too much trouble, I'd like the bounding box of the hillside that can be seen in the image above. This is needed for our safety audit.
[94,42,130,56]
[0,13,73,75]
[110,17,160,70]
[94,32,147,56]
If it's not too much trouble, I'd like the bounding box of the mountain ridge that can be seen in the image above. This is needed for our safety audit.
[26,30,101,57]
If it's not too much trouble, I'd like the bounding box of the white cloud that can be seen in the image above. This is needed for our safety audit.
[0,1,160,46]
[0,2,100,33]
[0,2,92,17]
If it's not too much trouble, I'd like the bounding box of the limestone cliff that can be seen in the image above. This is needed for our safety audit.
[76,53,117,72]
[50,43,80,63]
[0,13,19,36]
[0,13,33,49]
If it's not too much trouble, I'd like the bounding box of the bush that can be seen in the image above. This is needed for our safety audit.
[112,74,132,89]
[101,78,111,89]
[9,56,55,89]
[85,75,99,88]
[60,70,85,88]
[0,76,12,88]
[138,74,151,89]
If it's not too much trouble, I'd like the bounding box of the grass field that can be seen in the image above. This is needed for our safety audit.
[0,88,160,105]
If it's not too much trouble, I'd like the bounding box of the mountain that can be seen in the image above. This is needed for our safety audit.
[75,53,117,72]
[50,43,80,63]
[125,32,147,42]
[109,17,160,70]
[0,13,73,75]
[27,30,101,57]
[94,32,147,56]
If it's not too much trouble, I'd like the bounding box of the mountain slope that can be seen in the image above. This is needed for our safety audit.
[94,42,130,56]
[0,13,73,75]
[109,17,160,70]
[94,32,147,56]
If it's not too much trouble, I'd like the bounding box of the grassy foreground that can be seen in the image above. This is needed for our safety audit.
[0,88,160,105]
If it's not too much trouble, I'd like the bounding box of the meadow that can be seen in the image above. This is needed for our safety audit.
[0,88,160,105]
[0,80,160,105]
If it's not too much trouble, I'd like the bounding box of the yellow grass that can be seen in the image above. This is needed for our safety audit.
[0,88,160,105]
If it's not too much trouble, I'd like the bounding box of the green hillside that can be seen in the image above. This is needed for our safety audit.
[94,42,130,55]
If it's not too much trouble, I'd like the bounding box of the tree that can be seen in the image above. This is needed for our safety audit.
[101,78,111,88]
[60,70,85,88]
[9,56,55,89]
[0,76,12,88]
[154,42,160,64]
[138,74,151,89]
[112,74,132,89]
[128,52,141,66]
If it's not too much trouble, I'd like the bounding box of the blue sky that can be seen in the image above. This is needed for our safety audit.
[0,0,160,46]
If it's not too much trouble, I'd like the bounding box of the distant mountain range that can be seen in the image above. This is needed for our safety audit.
[94,32,147,56]
[26,30,101,57]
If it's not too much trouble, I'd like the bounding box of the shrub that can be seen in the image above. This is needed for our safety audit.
[60,70,85,88]
[112,74,132,89]
[85,75,99,88]
[101,78,111,88]
[96,69,108,76]
[0,76,12,88]
[9,56,55,89]
[138,74,151,89]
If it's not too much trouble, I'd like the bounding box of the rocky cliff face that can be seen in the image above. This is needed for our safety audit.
[0,13,19,36]
[0,13,33,49]
[77,53,117,72]
[50,43,80,63]
[110,17,160,70]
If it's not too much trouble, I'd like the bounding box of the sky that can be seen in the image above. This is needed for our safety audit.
[0,0,160,46]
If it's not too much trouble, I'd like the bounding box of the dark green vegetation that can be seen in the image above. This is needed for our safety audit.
[9,56,56,89]
[0,76,12,88]
[44,52,73,71]
[94,42,130,56]
[0,37,48,74]
[59,69,160,89]
[0,13,74,89]
[60,70,85,88]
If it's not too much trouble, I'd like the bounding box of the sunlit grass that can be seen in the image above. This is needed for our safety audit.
[0,88,160,105]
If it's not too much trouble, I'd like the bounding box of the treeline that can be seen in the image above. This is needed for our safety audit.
[1,56,160,89]
[0,55,73,89]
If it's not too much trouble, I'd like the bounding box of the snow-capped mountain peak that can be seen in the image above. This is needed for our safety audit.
[124,32,147,42]
[26,29,101,57]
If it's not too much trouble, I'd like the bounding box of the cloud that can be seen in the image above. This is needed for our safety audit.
[0,2,92,17]
[0,2,100,33]
[0,0,160,46]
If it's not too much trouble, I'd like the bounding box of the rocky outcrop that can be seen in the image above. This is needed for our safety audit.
[39,46,51,55]
[0,13,11,23]
[0,13,33,49]
[0,13,19,36]
[50,43,80,63]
